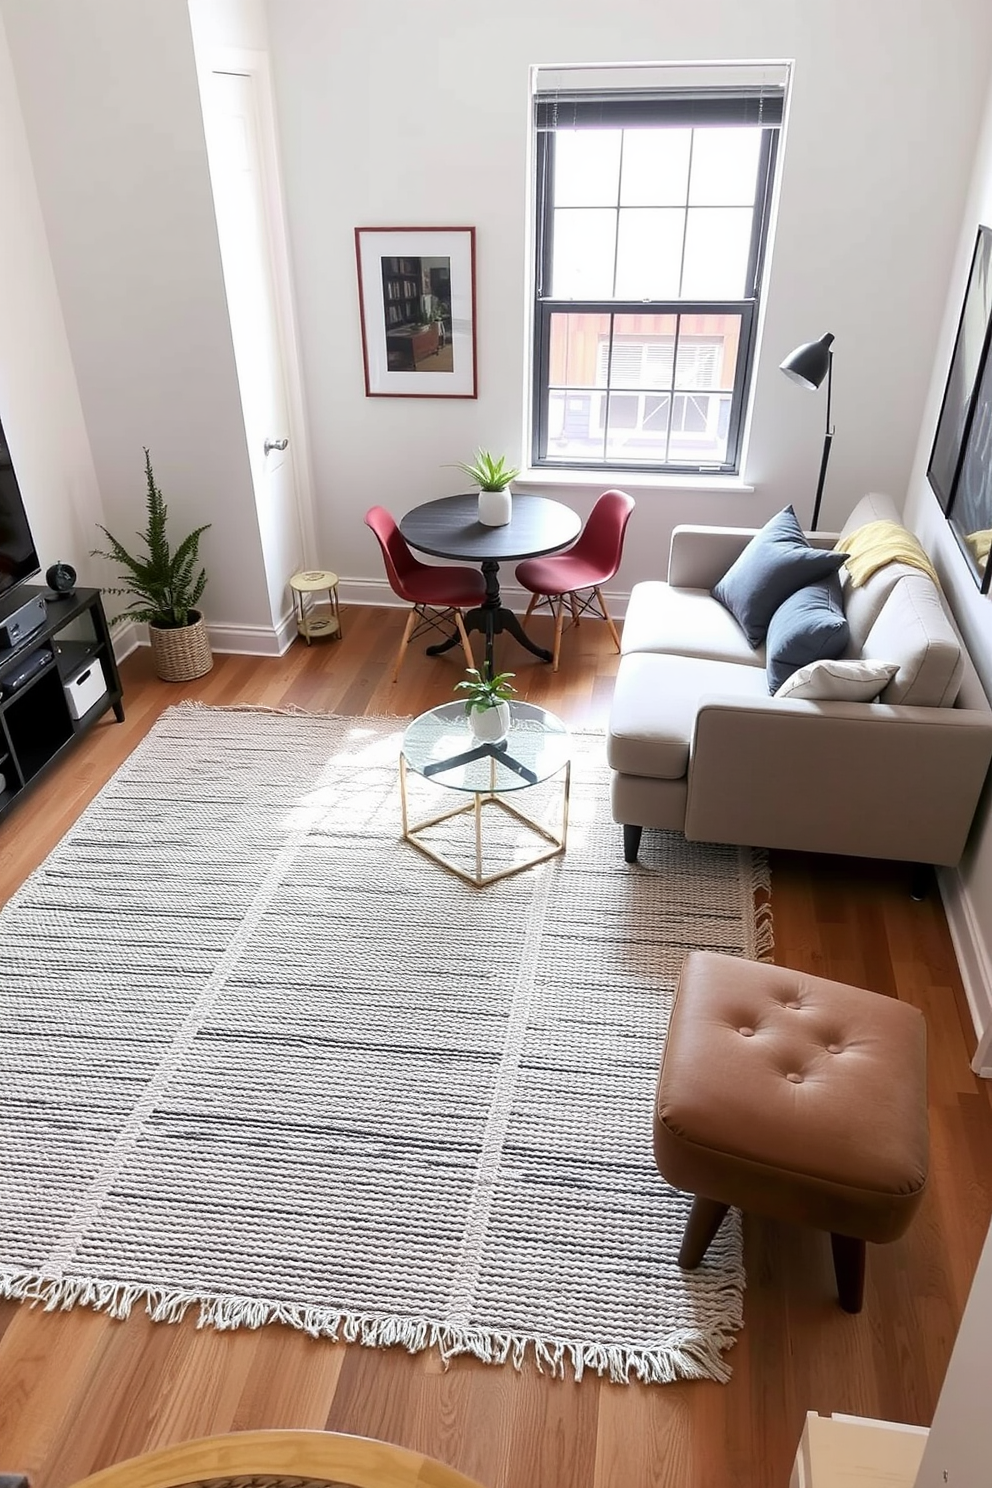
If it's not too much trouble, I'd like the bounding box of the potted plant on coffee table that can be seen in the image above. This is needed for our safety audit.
[455,665,516,744]
[454,449,520,527]
[91,448,213,682]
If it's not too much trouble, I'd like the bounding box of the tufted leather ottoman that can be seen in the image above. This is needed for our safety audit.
[653,951,928,1312]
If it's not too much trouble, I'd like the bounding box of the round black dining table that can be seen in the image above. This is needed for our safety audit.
[399,492,582,672]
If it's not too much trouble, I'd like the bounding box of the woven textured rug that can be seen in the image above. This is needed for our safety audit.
[0,703,772,1384]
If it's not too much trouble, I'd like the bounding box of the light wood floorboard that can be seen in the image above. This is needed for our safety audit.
[1,605,990,1488]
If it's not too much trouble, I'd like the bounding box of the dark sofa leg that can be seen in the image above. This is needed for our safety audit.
[623,824,643,863]
[678,1196,731,1268]
[910,863,932,902]
[831,1232,866,1313]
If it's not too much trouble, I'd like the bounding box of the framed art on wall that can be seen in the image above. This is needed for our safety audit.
[355,226,477,398]
[928,225,992,513]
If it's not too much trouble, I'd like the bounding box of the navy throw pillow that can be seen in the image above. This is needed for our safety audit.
[765,573,850,693]
[712,505,849,647]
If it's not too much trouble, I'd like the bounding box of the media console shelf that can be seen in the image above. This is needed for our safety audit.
[0,584,124,823]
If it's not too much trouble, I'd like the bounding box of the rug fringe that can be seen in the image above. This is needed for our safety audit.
[749,848,775,964]
[0,1270,738,1385]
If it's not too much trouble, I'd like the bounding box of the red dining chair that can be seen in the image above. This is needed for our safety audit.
[365,506,485,682]
[515,489,635,671]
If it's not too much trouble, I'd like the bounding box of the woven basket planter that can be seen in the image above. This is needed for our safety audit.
[148,612,213,682]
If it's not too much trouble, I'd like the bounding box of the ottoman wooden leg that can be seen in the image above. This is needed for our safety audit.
[831,1233,866,1313]
[679,1196,731,1268]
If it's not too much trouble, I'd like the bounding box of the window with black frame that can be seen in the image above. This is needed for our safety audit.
[531,69,786,475]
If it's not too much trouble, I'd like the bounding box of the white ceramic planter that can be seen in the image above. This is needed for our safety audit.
[478,486,512,526]
[468,701,511,744]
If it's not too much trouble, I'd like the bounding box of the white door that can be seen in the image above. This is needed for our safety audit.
[201,67,308,630]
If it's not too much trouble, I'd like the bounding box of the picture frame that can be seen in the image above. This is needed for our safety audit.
[928,225,992,591]
[355,226,477,398]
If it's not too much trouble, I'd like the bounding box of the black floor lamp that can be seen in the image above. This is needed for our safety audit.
[780,332,835,530]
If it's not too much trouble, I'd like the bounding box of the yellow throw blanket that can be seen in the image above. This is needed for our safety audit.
[836,520,940,588]
[965,529,992,565]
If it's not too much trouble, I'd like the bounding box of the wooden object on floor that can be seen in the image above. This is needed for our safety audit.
[0,611,989,1488]
[64,1430,487,1488]
[790,1411,928,1487]
[290,570,342,644]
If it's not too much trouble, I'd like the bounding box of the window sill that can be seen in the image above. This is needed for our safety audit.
[515,466,755,494]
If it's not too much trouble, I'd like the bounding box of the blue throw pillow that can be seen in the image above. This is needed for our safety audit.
[765,574,850,693]
[712,505,849,647]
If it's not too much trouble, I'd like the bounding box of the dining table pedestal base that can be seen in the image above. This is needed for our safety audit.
[425,558,553,672]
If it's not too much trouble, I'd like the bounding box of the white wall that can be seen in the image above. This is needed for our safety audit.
[904,81,992,1074]
[265,0,992,597]
[0,0,273,641]
[914,1212,992,1485]
[0,8,103,590]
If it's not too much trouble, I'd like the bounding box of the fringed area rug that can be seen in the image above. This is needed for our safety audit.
[0,703,772,1384]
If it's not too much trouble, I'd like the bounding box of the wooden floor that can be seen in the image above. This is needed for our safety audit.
[1,604,990,1488]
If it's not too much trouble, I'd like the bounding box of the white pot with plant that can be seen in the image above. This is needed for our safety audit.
[91,448,213,683]
[455,450,520,527]
[455,666,516,744]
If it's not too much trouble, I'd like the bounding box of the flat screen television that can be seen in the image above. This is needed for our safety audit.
[0,411,40,600]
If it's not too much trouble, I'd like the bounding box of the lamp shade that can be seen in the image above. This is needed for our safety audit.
[780,332,835,390]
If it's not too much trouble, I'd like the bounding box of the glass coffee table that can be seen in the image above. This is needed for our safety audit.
[399,700,571,886]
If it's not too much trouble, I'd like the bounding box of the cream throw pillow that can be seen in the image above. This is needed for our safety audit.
[775,658,898,702]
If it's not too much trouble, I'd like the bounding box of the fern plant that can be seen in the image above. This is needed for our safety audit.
[91,449,210,628]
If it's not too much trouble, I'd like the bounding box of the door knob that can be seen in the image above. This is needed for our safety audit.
[264,437,289,455]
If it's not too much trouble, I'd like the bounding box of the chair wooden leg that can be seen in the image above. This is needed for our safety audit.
[831,1233,866,1313]
[391,607,418,684]
[568,591,580,625]
[453,610,476,674]
[678,1196,731,1268]
[595,586,622,652]
[552,599,566,672]
[522,592,541,626]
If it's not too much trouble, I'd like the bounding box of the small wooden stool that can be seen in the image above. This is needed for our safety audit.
[653,952,928,1312]
[290,569,342,644]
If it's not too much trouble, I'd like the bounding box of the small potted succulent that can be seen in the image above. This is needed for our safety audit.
[454,450,520,527]
[455,665,516,744]
[91,449,213,682]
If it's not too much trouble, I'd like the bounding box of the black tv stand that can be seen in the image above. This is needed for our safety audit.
[0,584,124,824]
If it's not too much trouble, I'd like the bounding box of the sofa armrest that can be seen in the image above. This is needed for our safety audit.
[684,693,992,865]
[667,525,844,588]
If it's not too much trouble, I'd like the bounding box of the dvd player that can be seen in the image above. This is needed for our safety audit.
[0,644,53,695]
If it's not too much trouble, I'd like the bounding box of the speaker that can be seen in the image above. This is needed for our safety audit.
[0,593,48,650]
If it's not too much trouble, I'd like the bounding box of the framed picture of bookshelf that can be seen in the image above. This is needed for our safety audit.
[355,226,477,397]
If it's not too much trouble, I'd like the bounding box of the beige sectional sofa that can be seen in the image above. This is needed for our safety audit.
[608,493,992,866]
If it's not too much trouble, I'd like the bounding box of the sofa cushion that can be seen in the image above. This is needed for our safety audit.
[775,657,899,702]
[863,574,964,707]
[608,652,769,780]
[841,559,922,655]
[838,492,903,547]
[765,574,849,693]
[712,505,849,647]
[621,581,764,666]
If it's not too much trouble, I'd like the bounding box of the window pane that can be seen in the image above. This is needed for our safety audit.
[549,313,611,388]
[547,388,607,462]
[688,128,762,206]
[619,128,691,205]
[605,398,670,464]
[553,129,622,206]
[611,314,678,388]
[552,208,617,297]
[615,209,684,298]
[674,316,741,391]
[668,392,732,464]
[681,208,753,296]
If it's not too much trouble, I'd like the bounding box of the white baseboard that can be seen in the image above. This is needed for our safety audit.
[338,577,631,618]
[109,583,634,659]
[938,865,992,1078]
